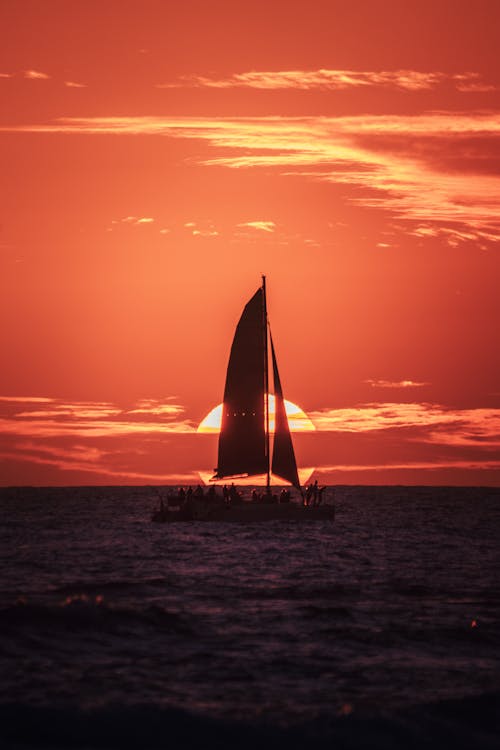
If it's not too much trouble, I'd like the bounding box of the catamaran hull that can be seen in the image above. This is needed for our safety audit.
[152,503,335,523]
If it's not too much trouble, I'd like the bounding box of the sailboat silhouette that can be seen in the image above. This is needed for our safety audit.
[152,278,334,522]
[213,276,301,492]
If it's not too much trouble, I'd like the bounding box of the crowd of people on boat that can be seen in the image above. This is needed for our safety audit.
[157,479,327,512]
[163,483,295,508]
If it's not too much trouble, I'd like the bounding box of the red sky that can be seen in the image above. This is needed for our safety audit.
[1,0,499,486]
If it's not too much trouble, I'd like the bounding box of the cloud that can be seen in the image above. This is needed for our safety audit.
[127,399,185,416]
[308,402,500,448]
[0,396,200,483]
[0,396,54,403]
[365,379,430,388]
[0,396,195,438]
[24,70,50,80]
[182,221,219,237]
[1,70,87,86]
[237,221,276,232]
[159,69,496,93]
[192,229,219,237]
[316,459,500,474]
[409,223,499,247]
[17,441,109,463]
[0,442,198,484]
[310,403,449,432]
[4,112,500,243]
[114,216,154,225]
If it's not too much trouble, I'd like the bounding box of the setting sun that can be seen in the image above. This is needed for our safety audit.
[197,395,315,485]
[197,396,316,434]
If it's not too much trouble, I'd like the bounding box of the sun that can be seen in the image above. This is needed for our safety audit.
[197,396,315,486]
[197,396,316,434]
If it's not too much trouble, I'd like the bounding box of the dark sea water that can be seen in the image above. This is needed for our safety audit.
[1,485,499,749]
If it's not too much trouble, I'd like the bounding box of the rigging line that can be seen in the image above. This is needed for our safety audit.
[262,275,270,492]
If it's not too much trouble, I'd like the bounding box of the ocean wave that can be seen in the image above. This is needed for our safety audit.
[0,597,193,635]
[0,692,498,749]
[53,577,168,594]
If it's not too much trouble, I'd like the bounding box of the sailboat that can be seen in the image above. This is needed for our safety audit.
[152,277,334,522]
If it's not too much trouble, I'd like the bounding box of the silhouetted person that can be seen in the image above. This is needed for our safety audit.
[317,486,325,505]
[312,480,319,505]
[280,488,290,503]
[305,485,313,506]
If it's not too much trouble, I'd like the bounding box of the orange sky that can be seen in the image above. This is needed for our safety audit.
[1,0,499,486]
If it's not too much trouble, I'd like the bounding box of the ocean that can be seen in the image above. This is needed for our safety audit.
[1,485,499,749]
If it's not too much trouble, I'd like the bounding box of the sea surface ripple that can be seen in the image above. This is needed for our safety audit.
[1,485,499,748]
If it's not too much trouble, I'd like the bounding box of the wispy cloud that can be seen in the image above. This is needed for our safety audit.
[192,229,219,237]
[159,69,496,93]
[111,216,155,226]
[24,69,50,80]
[237,221,276,233]
[0,396,195,438]
[316,459,500,474]
[4,113,500,243]
[0,442,198,484]
[365,379,430,389]
[0,70,88,87]
[309,403,500,448]
[127,399,185,416]
[182,221,219,237]
[0,396,54,403]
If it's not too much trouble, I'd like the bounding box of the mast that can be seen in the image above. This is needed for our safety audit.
[262,275,271,493]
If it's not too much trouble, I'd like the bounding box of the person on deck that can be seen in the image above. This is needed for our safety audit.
[280,488,290,503]
[317,486,325,505]
[229,484,240,504]
[305,485,312,506]
[312,480,319,505]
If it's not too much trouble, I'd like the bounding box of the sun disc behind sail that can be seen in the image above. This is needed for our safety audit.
[197,397,315,485]
[197,396,315,434]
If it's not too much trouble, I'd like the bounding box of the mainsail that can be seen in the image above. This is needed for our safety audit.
[270,334,301,490]
[213,279,301,491]
[213,288,267,479]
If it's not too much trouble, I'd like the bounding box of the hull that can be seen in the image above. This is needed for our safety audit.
[152,501,335,523]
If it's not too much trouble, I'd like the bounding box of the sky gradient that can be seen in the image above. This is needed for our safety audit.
[1,0,499,486]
